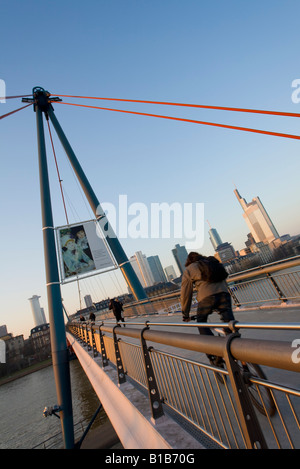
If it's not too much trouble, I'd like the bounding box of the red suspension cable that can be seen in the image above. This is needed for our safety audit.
[51,94,300,119]
[0,103,32,120]
[55,101,300,141]
[0,94,32,100]
[46,120,69,224]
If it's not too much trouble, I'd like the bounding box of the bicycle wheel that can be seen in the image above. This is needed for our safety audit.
[239,362,276,417]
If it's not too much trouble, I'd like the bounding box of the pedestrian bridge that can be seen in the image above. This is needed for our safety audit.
[65,257,300,450]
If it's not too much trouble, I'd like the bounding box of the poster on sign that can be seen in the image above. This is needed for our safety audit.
[55,220,117,283]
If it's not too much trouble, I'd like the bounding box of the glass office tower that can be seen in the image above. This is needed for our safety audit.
[147,255,167,284]
[234,188,279,244]
[172,244,188,275]
[209,228,223,251]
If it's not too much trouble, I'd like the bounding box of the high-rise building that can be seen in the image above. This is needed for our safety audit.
[172,244,188,275]
[147,255,167,284]
[250,241,274,264]
[130,251,154,288]
[165,265,177,282]
[234,188,279,244]
[209,228,223,251]
[0,325,8,338]
[84,294,93,308]
[215,242,236,263]
[28,295,47,327]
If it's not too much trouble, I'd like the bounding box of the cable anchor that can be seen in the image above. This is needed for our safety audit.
[22,87,62,116]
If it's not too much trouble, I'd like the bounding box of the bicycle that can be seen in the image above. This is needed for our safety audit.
[190,315,276,417]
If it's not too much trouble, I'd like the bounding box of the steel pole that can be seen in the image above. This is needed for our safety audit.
[35,106,75,449]
[47,106,148,301]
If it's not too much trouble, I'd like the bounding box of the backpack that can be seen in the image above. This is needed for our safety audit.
[198,256,228,283]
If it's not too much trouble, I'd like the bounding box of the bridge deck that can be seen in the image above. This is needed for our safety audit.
[69,303,300,449]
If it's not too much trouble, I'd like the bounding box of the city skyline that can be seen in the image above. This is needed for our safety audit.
[1,181,299,340]
[1,2,300,339]
[7,193,298,339]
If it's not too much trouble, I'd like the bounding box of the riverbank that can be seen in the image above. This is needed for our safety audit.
[0,358,52,386]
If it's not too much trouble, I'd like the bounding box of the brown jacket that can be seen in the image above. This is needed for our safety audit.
[181,261,229,319]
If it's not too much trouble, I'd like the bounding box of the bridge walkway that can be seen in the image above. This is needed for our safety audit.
[67,303,300,450]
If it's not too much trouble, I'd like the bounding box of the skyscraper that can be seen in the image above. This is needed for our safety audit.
[130,251,154,288]
[165,265,177,281]
[84,294,93,308]
[215,242,236,262]
[208,228,223,251]
[172,244,188,275]
[234,188,279,244]
[28,295,47,327]
[147,255,167,284]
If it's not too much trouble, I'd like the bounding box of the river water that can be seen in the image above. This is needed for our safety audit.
[0,359,107,449]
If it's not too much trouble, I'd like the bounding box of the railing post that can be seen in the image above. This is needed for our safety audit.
[140,325,164,420]
[85,324,91,350]
[223,330,268,449]
[98,325,109,367]
[79,324,84,343]
[228,286,241,308]
[112,325,126,385]
[81,324,87,346]
[90,325,98,357]
[266,273,287,303]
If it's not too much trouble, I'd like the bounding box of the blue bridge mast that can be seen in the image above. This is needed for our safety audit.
[23,87,148,448]
[24,87,75,448]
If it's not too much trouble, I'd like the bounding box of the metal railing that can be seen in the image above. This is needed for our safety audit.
[228,257,300,307]
[68,319,300,449]
[94,257,300,321]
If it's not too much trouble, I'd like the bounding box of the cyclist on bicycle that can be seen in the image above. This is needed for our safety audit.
[181,252,235,364]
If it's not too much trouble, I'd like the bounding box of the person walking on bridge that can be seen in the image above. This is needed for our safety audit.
[109,298,125,326]
[181,252,235,362]
[181,251,234,329]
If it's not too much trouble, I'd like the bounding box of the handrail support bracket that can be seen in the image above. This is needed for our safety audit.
[140,324,164,420]
[223,331,268,449]
[113,325,126,385]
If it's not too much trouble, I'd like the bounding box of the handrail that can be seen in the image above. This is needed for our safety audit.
[228,256,300,283]
[99,319,300,330]
[228,255,300,282]
[84,320,300,372]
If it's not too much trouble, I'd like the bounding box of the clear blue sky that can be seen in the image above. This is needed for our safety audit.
[1,0,300,338]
